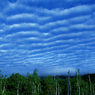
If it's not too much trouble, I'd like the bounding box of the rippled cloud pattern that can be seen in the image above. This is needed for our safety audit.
[0,0,95,77]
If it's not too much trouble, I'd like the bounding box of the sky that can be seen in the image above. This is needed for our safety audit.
[0,0,95,78]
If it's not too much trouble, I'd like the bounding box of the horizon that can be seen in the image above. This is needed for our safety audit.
[1,68,95,79]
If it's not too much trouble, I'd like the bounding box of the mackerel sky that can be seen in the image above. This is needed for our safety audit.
[0,0,95,77]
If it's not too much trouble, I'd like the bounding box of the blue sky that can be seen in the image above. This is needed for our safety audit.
[0,0,95,78]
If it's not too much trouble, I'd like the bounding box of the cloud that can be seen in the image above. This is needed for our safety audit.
[9,23,39,29]
[0,50,7,53]
[0,0,95,77]
[39,66,77,76]
[17,0,94,9]
[7,13,51,22]
[41,4,95,16]
[6,31,41,37]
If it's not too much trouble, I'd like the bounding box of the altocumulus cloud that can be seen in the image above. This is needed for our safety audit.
[0,0,95,77]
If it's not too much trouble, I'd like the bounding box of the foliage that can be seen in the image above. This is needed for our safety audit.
[0,69,95,95]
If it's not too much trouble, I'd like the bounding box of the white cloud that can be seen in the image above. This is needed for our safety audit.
[9,23,38,28]
[0,0,95,77]
[0,50,7,53]
[0,44,10,48]
[45,66,77,76]
[25,37,40,41]
[7,13,36,20]
[41,4,95,16]
[70,24,95,29]
[21,44,67,55]
[0,30,3,33]
[2,23,39,32]
[7,13,51,22]
[39,15,92,30]
[43,32,84,42]
[6,31,41,37]
[69,15,90,23]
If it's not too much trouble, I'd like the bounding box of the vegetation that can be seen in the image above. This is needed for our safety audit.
[0,69,95,95]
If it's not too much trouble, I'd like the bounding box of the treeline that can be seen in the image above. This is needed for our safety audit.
[0,69,95,95]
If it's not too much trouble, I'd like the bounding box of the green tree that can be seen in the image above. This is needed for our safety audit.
[6,73,26,95]
[54,75,62,95]
[0,70,8,95]
[41,75,54,95]
[80,80,89,95]
[67,70,71,95]
[71,75,78,95]
[32,68,41,95]
[0,70,3,94]
[88,74,92,95]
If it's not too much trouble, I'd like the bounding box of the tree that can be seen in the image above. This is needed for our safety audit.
[0,70,2,94]
[41,75,54,95]
[1,68,95,95]
[67,70,71,95]
[2,74,7,95]
[0,70,7,95]
[80,79,89,95]
[69,77,71,95]
[88,74,92,95]
[31,68,41,95]
[6,73,26,95]
[75,69,81,95]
